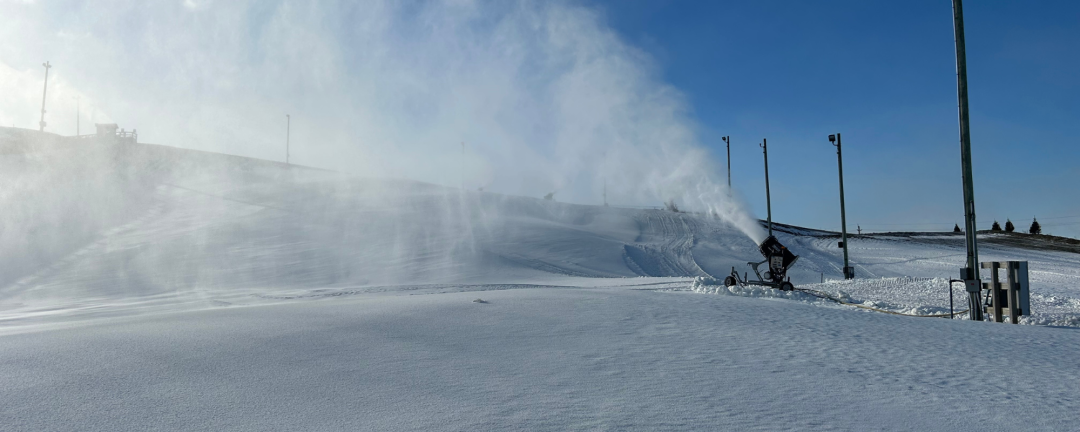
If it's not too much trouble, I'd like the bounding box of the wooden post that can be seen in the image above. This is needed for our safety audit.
[981,261,1030,323]
[1006,262,1019,324]
[991,263,1002,323]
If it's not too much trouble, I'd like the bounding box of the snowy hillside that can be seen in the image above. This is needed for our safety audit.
[2,131,1078,431]
[0,130,771,324]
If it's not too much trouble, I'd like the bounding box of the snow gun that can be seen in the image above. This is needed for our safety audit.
[724,235,799,291]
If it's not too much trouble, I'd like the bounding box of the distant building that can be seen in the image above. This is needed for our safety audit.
[95,123,118,138]
[93,123,137,144]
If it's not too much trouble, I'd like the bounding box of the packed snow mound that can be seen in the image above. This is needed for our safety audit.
[695,273,1080,327]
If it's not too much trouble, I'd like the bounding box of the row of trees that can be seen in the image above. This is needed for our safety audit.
[952,218,1041,234]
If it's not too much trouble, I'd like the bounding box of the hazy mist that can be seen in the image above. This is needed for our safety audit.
[1,0,765,241]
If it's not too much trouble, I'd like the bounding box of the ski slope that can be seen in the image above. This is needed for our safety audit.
[2,131,1078,431]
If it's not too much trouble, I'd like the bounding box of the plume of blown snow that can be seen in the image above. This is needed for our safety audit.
[0,0,766,242]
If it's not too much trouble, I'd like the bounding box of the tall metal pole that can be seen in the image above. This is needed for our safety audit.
[723,136,731,188]
[953,0,983,320]
[285,114,290,164]
[39,62,51,132]
[831,133,853,279]
[761,139,772,237]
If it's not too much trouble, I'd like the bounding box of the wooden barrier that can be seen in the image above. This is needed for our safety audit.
[980,261,1030,324]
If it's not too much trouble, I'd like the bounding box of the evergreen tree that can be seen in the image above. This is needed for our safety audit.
[953,224,962,233]
[991,221,1002,231]
[1029,218,1042,235]
[1005,219,1015,233]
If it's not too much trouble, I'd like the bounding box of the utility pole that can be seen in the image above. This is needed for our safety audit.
[722,136,731,187]
[285,114,290,164]
[829,133,854,279]
[39,61,51,132]
[761,139,772,237]
[953,0,983,320]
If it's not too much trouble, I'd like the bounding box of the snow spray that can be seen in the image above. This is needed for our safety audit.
[4,1,769,245]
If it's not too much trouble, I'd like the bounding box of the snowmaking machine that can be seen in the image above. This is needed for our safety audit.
[724,235,800,291]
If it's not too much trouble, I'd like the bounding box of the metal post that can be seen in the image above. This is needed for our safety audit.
[285,114,290,164]
[949,280,955,319]
[761,139,772,237]
[722,136,731,188]
[953,0,983,320]
[39,62,51,132]
[830,133,854,279]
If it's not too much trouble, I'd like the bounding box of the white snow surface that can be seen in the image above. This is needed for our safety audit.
[2,136,1079,430]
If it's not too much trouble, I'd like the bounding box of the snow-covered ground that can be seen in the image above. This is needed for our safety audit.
[2,132,1078,430]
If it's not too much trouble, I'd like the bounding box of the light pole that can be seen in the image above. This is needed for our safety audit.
[39,62,51,132]
[722,136,731,188]
[952,0,983,320]
[829,133,854,279]
[760,139,772,237]
[285,114,290,164]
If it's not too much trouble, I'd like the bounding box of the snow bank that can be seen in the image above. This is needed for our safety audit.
[694,275,1080,327]
[4,287,1080,431]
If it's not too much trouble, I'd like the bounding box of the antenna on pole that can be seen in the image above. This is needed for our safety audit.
[39,61,51,132]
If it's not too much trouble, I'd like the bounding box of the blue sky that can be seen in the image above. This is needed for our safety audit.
[584,0,1080,237]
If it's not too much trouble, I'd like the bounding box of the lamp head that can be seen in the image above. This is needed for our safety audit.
[828,134,836,143]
